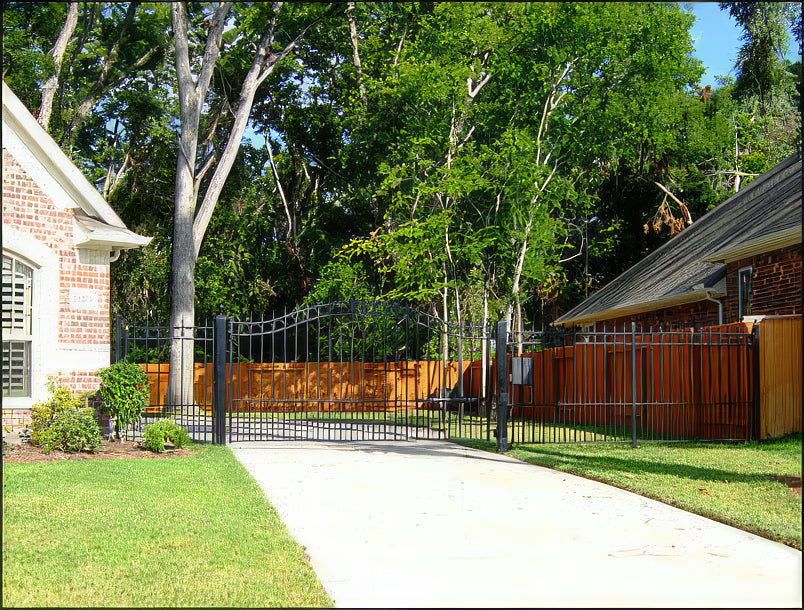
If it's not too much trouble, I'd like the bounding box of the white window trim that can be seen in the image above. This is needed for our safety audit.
[3,253,33,397]
[738,265,753,320]
[2,228,59,410]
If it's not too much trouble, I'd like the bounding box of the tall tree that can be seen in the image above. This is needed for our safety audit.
[166,2,330,407]
[719,1,799,106]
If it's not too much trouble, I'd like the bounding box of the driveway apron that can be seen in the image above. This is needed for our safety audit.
[231,440,802,608]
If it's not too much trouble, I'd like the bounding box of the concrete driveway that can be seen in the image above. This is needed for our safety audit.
[231,439,802,608]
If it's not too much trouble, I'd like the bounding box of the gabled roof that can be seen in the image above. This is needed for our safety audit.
[555,151,802,327]
[2,80,150,251]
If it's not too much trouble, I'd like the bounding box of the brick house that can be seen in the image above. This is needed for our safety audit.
[2,81,150,430]
[554,151,802,330]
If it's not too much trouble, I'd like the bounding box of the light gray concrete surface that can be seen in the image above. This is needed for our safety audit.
[231,439,802,608]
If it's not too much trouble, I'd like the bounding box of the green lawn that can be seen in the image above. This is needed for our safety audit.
[2,446,333,608]
[455,434,802,549]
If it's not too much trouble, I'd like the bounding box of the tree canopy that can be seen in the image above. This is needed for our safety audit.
[3,1,800,332]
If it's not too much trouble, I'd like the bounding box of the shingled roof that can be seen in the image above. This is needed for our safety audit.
[554,150,802,327]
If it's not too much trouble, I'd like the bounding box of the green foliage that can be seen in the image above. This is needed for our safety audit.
[303,260,375,305]
[96,361,150,439]
[124,342,169,364]
[141,420,192,454]
[42,409,103,454]
[29,380,101,453]
[6,2,799,331]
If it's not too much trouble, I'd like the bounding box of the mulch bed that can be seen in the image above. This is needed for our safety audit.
[2,440,194,464]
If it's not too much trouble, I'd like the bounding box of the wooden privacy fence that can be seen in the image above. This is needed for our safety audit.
[140,360,471,413]
[758,316,802,439]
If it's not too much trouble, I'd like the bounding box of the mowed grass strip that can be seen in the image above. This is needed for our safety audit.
[2,446,333,608]
[456,435,802,549]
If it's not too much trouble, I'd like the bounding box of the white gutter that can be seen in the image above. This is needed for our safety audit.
[705,291,723,325]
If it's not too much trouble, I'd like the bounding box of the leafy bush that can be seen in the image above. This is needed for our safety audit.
[96,361,150,439]
[142,420,192,454]
[30,380,101,453]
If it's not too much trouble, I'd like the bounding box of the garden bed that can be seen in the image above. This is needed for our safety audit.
[2,439,193,463]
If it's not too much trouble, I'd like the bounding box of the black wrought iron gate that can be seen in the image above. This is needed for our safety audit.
[222,302,492,442]
[116,304,756,446]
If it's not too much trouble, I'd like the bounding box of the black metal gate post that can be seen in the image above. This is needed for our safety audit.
[213,315,227,445]
[496,320,509,452]
[751,323,761,440]
[114,315,128,363]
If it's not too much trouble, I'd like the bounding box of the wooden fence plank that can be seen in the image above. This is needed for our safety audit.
[759,317,802,439]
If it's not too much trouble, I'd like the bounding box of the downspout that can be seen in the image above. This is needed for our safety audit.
[705,291,723,325]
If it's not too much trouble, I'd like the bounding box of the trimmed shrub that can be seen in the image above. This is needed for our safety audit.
[30,380,102,453]
[142,420,192,454]
[96,361,150,439]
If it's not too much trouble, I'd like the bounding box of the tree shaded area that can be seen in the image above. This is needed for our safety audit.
[3,2,800,329]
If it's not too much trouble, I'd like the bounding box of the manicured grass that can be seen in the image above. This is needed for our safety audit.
[455,434,802,549]
[2,446,333,607]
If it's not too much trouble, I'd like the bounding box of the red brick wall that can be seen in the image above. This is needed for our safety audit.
[594,300,722,331]
[2,149,109,395]
[723,245,802,321]
[2,409,33,430]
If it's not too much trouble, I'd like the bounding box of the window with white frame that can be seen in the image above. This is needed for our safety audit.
[738,266,752,319]
[2,254,33,397]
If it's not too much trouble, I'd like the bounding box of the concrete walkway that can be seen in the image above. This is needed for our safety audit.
[231,440,802,608]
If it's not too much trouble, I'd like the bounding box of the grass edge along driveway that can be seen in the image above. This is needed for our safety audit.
[455,435,802,550]
[2,445,333,608]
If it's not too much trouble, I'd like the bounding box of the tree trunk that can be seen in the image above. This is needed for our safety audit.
[346,2,367,105]
[165,2,228,409]
[36,2,78,130]
[165,2,324,409]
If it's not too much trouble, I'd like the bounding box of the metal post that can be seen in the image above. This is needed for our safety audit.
[213,315,227,445]
[114,315,123,363]
[631,321,638,448]
[751,324,761,440]
[496,320,509,452]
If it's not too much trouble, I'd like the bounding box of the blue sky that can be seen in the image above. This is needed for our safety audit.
[688,2,800,88]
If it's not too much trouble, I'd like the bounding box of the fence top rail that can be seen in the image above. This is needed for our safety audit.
[227,302,489,337]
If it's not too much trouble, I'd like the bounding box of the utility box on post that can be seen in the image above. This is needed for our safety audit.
[511,357,532,386]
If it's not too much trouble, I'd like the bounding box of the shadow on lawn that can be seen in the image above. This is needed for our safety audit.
[509,444,798,485]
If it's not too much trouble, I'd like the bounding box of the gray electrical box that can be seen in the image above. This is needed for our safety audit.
[511,357,533,385]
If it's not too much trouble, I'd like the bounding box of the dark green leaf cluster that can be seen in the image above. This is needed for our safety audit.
[141,420,191,454]
[96,362,150,439]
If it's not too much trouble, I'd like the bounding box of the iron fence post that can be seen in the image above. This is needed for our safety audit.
[631,321,638,448]
[114,315,122,363]
[496,320,508,452]
[213,314,227,445]
[751,323,761,440]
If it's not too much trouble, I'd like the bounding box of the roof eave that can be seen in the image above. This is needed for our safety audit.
[73,212,152,251]
[553,287,716,328]
[703,226,801,264]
